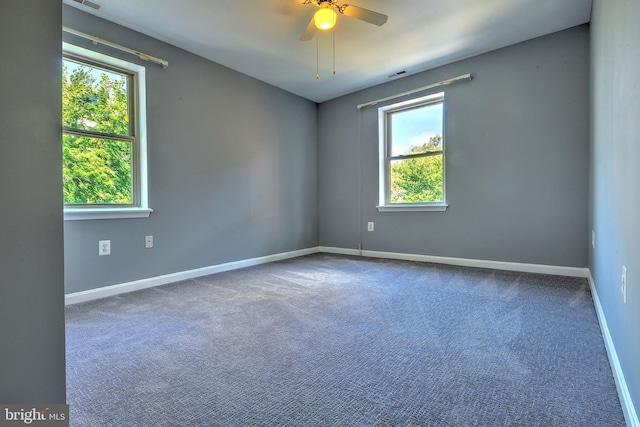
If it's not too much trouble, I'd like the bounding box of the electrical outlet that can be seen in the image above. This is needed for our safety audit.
[145,235,153,249]
[367,222,374,232]
[621,266,627,304]
[592,230,595,249]
[99,240,111,256]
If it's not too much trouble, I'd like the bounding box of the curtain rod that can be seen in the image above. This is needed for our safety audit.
[63,26,169,69]
[357,73,472,109]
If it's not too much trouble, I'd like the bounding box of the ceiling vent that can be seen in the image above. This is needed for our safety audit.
[388,70,407,78]
[73,0,101,10]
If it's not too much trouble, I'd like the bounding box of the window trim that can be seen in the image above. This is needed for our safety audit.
[377,92,448,212]
[62,42,151,220]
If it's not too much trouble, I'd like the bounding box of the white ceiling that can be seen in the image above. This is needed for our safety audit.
[62,0,592,103]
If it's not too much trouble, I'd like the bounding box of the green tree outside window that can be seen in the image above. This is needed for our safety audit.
[390,135,443,203]
[62,58,133,205]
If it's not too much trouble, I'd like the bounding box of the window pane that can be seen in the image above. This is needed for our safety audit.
[62,134,133,205]
[62,58,130,136]
[390,102,443,157]
[390,154,443,203]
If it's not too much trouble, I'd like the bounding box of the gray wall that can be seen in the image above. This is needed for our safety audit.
[591,0,640,418]
[319,26,590,268]
[0,2,66,402]
[62,6,319,294]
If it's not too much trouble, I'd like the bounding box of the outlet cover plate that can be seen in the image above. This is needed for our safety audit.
[99,240,111,256]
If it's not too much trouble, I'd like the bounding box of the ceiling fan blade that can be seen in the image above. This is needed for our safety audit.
[300,17,317,41]
[341,4,388,26]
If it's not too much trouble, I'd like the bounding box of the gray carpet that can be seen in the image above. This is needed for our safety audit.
[66,254,625,426]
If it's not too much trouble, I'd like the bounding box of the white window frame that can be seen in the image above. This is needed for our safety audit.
[62,43,151,220]
[377,92,448,212]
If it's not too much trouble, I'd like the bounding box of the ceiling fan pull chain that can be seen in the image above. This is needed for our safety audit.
[316,34,320,79]
[332,25,336,75]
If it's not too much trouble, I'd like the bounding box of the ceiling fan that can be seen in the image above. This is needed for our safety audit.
[300,0,388,41]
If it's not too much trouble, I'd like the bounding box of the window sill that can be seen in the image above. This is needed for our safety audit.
[377,203,448,212]
[64,207,153,221]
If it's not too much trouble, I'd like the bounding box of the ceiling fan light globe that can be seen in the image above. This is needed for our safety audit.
[314,8,336,30]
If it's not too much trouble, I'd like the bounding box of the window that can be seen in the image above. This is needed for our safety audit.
[62,43,150,220]
[378,92,447,211]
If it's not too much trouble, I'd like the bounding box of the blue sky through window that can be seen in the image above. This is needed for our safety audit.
[390,102,443,156]
[63,58,127,91]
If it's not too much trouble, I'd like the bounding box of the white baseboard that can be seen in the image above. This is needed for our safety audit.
[319,246,589,277]
[65,247,320,305]
[587,271,639,427]
[318,246,362,256]
[66,246,588,305]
